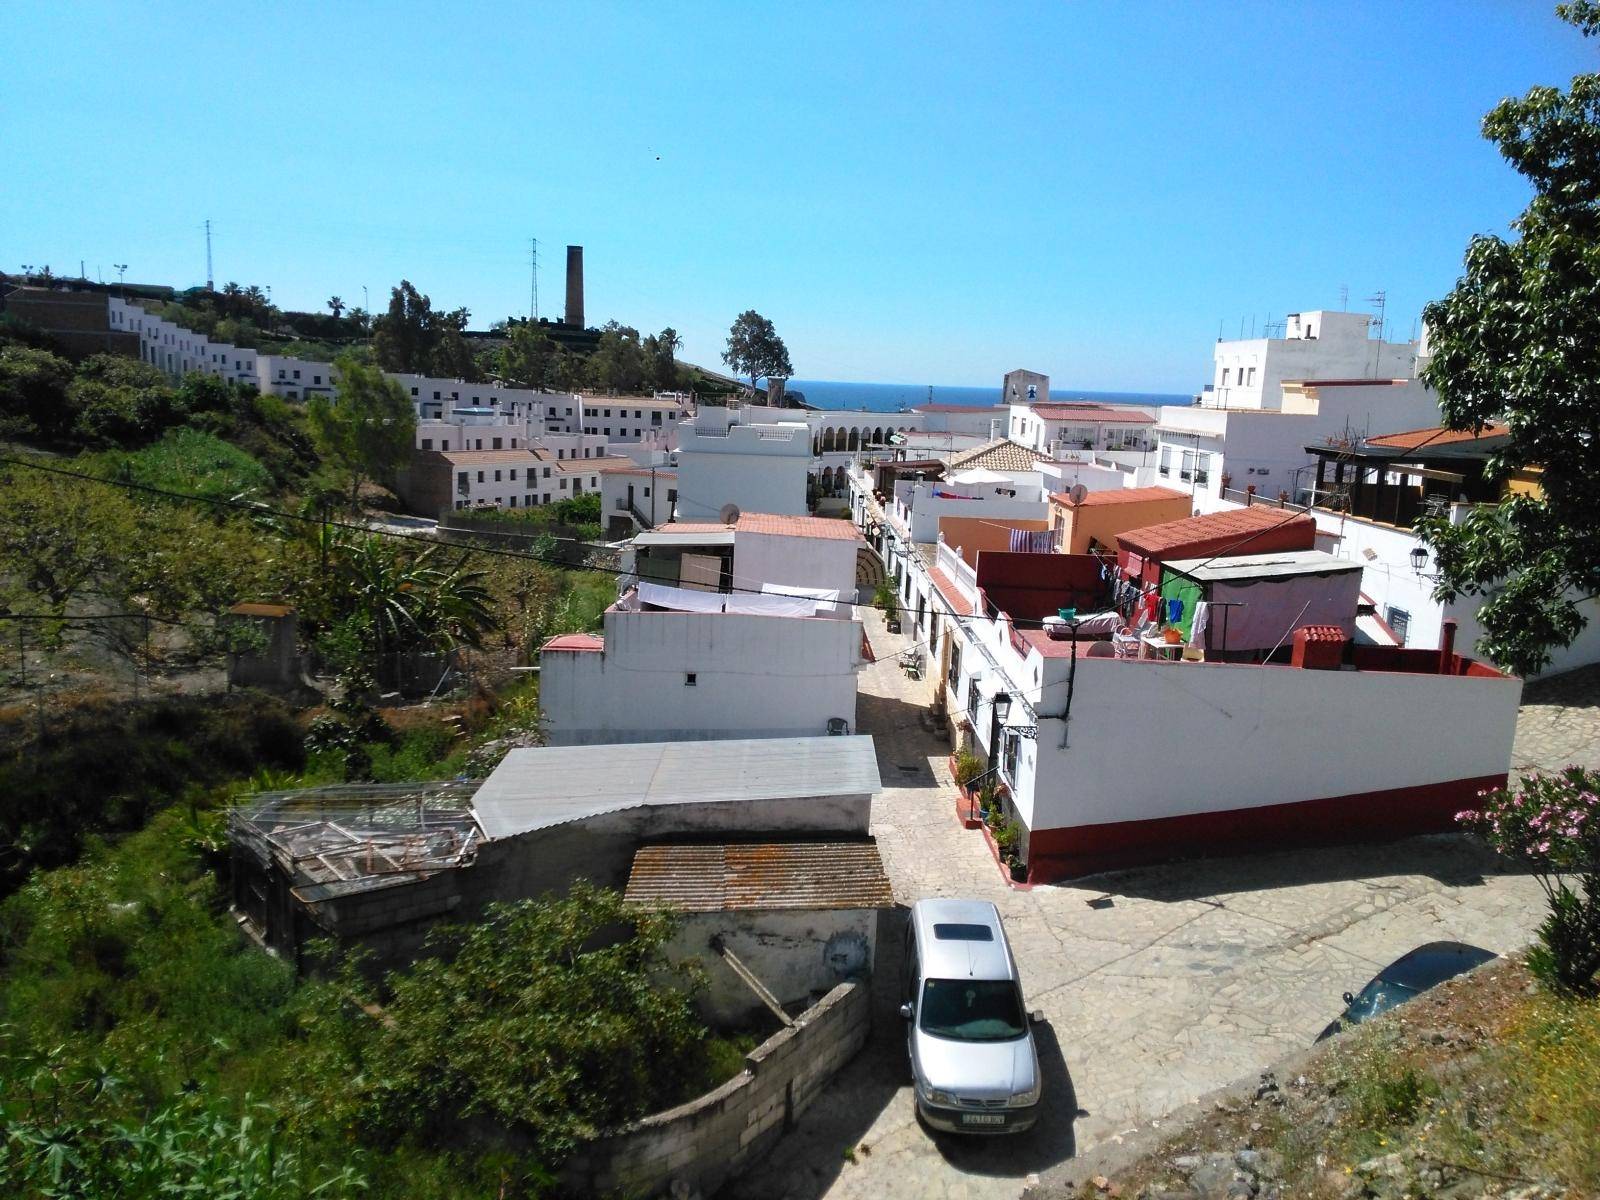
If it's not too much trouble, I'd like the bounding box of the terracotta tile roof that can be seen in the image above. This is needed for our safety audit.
[436,448,541,465]
[659,521,736,535]
[946,438,1044,472]
[588,456,652,473]
[928,567,975,616]
[1364,423,1509,451]
[541,632,604,652]
[1029,403,1155,424]
[1049,485,1188,508]
[737,513,862,541]
[1117,504,1313,557]
[623,841,893,911]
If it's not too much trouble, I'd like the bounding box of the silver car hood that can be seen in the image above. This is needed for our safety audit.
[913,1028,1037,1098]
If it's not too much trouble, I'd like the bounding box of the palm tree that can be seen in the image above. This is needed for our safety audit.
[335,536,498,677]
[328,295,345,318]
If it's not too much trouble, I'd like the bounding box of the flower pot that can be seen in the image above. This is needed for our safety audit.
[1008,860,1028,882]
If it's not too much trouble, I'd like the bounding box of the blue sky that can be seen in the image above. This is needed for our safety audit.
[3,2,1592,391]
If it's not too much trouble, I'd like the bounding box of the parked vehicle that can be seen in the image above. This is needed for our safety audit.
[1315,941,1498,1042]
[900,898,1041,1133]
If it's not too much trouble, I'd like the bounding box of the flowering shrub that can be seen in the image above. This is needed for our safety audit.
[1457,767,1600,994]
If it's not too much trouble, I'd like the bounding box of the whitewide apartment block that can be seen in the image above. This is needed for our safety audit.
[539,513,867,745]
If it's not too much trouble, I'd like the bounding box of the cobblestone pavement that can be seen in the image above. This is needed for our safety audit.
[729,610,1556,1200]
[1511,664,1600,773]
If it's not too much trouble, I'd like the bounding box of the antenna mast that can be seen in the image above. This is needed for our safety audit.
[529,237,539,321]
[205,219,214,290]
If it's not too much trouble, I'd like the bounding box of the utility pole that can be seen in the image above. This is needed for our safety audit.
[114,263,128,296]
[205,219,214,290]
[530,237,539,321]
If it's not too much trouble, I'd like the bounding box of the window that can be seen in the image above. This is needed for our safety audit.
[293,369,301,380]
[477,471,485,483]
[421,438,433,450]
[509,468,517,480]
[508,496,517,508]
[559,478,568,490]
[492,437,503,450]
[456,471,468,490]
[685,673,697,686]
[313,374,322,385]
[1003,731,1019,784]
[493,470,502,482]
[411,387,419,396]
[1386,607,1411,646]
[966,677,981,726]
[1220,368,1230,387]
[948,640,962,692]
[433,391,441,400]
[1246,366,1257,386]
[543,467,551,478]
[652,412,663,426]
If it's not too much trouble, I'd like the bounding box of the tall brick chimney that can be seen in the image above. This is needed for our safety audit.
[565,245,584,329]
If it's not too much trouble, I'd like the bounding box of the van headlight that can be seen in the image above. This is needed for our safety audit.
[1008,1080,1040,1107]
[919,1084,955,1106]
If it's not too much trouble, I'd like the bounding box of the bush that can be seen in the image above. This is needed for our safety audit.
[952,748,984,788]
[1458,768,1600,994]
[103,427,272,502]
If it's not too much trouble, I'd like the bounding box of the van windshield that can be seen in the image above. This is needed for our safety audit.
[919,978,1026,1042]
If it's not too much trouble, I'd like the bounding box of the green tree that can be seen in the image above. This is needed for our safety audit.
[307,355,415,508]
[644,326,684,391]
[498,322,558,388]
[722,309,793,397]
[332,884,707,1165]
[1418,4,1600,675]
[371,280,481,380]
[327,294,344,318]
[586,321,648,392]
[0,342,75,440]
[67,354,184,447]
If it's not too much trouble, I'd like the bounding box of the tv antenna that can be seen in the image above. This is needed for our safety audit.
[1339,284,1348,311]
[718,503,741,526]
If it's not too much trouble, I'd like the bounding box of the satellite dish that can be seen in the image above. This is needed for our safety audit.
[719,503,741,525]
[1069,483,1089,506]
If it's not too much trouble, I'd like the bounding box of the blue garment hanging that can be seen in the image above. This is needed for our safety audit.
[1166,597,1184,623]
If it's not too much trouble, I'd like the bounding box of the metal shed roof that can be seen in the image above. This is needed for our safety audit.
[632,527,736,548]
[1162,549,1364,584]
[624,841,893,911]
[471,736,882,840]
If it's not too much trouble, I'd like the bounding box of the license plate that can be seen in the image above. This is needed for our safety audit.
[961,1113,1005,1126]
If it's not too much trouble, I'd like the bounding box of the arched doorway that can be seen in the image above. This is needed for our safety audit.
[847,428,860,451]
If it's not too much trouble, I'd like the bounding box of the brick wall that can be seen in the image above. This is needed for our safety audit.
[561,980,870,1197]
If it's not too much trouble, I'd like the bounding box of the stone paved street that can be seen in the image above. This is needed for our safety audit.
[729,610,1573,1200]
[1511,664,1600,774]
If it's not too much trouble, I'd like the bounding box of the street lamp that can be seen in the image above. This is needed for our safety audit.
[114,264,128,296]
[1410,546,1429,573]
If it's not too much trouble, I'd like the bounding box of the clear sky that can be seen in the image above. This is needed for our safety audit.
[3,2,1593,392]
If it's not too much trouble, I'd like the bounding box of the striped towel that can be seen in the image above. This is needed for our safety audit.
[1008,529,1056,554]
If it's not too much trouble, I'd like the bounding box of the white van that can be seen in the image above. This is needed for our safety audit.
[900,897,1041,1133]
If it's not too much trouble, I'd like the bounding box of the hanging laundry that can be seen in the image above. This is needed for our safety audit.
[1189,600,1210,648]
[1166,596,1184,624]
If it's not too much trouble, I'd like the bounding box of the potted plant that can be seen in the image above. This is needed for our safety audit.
[977,780,998,821]
[952,748,983,791]
[1004,851,1028,882]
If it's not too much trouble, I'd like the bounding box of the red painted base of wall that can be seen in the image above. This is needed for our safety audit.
[1025,775,1507,883]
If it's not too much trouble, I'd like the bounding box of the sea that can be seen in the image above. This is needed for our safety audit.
[786,378,1191,413]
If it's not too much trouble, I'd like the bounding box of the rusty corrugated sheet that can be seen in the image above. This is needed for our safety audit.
[624,842,893,912]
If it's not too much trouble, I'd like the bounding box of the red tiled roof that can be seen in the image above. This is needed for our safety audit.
[1049,485,1188,508]
[1364,423,1509,451]
[623,841,893,911]
[436,448,540,465]
[542,632,604,652]
[928,567,975,616]
[657,521,734,535]
[737,513,862,542]
[1029,403,1154,424]
[589,456,654,473]
[1117,504,1314,557]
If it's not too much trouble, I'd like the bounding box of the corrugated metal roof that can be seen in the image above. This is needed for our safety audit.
[1162,549,1364,583]
[624,841,893,911]
[471,736,882,841]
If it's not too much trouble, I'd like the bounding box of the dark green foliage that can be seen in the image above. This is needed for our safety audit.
[330,885,708,1163]
[722,309,793,393]
[1418,5,1600,675]
[66,355,186,447]
[371,280,478,380]
[307,355,415,507]
[0,694,304,899]
[0,344,75,440]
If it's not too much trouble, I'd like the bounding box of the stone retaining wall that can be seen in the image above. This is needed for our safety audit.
[561,980,870,1197]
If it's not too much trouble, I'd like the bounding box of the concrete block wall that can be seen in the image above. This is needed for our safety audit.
[561,980,870,1197]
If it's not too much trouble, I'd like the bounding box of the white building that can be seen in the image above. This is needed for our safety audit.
[602,464,677,533]
[1155,377,1444,510]
[1007,401,1157,466]
[540,513,866,744]
[674,406,812,520]
[1205,310,1418,411]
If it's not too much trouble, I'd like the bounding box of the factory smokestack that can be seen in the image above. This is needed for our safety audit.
[565,245,584,329]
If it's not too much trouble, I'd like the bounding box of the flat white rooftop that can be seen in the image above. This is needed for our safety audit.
[471,735,882,840]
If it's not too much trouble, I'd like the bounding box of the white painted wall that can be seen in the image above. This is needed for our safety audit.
[1009,655,1521,833]
[540,610,862,744]
[732,530,859,600]
[675,410,811,519]
[894,481,1048,543]
[1208,310,1418,411]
